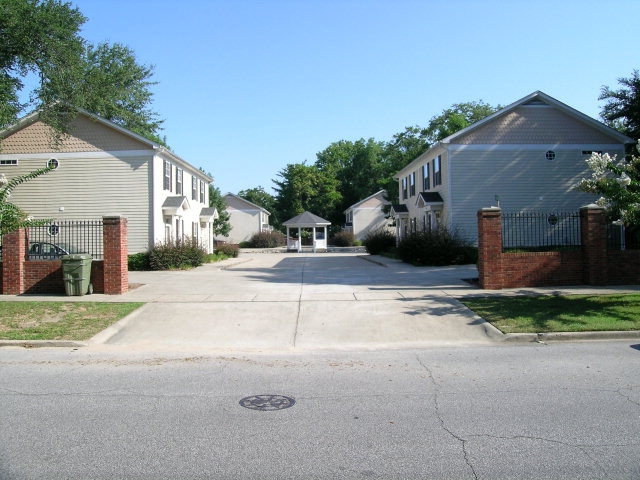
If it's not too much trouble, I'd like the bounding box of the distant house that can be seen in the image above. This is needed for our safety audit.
[392,91,635,243]
[0,109,217,254]
[222,193,272,244]
[343,190,391,241]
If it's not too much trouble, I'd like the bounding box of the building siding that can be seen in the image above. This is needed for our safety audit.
[448,145,622,241]
[453,105,617,145]
[1,154,152,253]
[1,116,150,153]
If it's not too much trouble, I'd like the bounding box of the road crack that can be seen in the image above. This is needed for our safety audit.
[416,355,478,480]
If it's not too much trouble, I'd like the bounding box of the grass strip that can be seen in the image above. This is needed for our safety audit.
[0,302,144,341]
[461,294,640,334]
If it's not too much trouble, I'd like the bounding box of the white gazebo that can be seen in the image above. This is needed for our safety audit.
[283,211,331,252]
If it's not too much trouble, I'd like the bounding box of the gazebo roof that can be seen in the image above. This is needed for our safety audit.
[283,211,331,227]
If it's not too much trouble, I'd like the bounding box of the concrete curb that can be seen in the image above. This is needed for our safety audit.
[501,330,640,343]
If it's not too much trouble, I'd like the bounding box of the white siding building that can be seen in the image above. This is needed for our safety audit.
[222,193,272,244]
[343,190,392,241]
[0,109,216,254]
[392,91,635,243]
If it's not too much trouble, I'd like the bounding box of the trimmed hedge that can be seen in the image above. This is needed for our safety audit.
[215,242,240,258]
[148,238,207,270]
[330,231,356,247]
[363,228,396,255]
[249,231,286,248]
[397,228,477,266]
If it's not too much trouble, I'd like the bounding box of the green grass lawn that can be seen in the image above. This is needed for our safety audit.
[461,294,640,334]
[0,302,144,341]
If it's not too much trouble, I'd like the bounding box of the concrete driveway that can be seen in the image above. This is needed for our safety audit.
[93,253,498,352]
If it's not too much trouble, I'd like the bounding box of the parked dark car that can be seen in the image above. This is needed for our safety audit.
[0,242,84,260]
[28,242,75,260]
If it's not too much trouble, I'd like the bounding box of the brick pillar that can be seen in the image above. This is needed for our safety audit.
[103,216,128,294]
[477,208,503,289]
[580,204,607,285]
[2,228,27,295]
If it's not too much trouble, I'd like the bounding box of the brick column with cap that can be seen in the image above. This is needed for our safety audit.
[102,216,128,294]
[477,208,503,289]
[2,228,27,295]
[580,204,607,285]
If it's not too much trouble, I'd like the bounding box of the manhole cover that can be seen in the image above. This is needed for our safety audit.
[239,394,296,411]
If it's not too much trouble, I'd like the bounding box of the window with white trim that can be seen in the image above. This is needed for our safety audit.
[192,176,198,200]
[163,160,172,191]
[402,177,408,200]
[433,155,442,186]
[199,180,205,204]
[422,164,430,191]
[0,159,18,166]
[176,168,183,195]
[409,172,416,197]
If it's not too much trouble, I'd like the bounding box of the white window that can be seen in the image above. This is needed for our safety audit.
[163,160,172,191]
[410,172,416,197]
[422,164,430,191]
[0,159,18,166]
[433,155,442,186]
[192,177,198,200]
[199,180,205,204]
[176,168,183,195]
[402,177,408,200]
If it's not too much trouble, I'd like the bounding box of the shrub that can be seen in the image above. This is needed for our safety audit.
[128,252,151,271]
[148,238,207,270]
[396,227,478,266]
[330,231,356,247]
[363,228,396,255]
[249,231,286,248]
[215,242,240,258]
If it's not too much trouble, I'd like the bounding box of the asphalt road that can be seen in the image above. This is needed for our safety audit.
[1,341,639,479]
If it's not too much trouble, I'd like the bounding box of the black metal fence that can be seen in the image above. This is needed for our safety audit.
[607,223,640,250]
[502,211,581,251]
[26,220,104,260]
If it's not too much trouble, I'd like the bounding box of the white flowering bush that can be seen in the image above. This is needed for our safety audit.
[577,142,640,226]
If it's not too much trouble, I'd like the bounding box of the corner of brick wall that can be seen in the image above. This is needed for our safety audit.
[102,216,129,294]
[477,208,503,289]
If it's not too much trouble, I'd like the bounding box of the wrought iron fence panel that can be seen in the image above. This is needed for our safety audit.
[27,220,104,260]
[607,223,640,250]
[502,211,581,251]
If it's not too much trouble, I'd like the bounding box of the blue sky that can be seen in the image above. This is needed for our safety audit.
[70,0,639,195]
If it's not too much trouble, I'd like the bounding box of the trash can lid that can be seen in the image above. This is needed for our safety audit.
[61,254,92,261]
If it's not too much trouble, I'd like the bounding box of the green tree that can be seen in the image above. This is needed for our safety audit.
[208,184,231,238]
[0,0,86,131]
[423,100,499,143]
[75,42,165,144]
[315,138,386,214]
[1,0,165,144]
[237,186,279,227]
[0,166,53,235]
[600,69,640,141]
[273,162,341,225]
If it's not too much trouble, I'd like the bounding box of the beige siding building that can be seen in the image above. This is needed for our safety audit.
[0,110,216,254]
[344,190,392,241]
[392,91,635,243]
[222,193,272,244]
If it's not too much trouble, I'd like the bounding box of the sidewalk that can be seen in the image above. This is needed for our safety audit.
[1,253,639,351]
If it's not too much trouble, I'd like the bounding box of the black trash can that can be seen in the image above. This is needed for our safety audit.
[61,254,93,296]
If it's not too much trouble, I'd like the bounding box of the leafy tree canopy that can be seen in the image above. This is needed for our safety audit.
[423,100,500,143]
[600,69,640,141]
[1,0,164,144]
